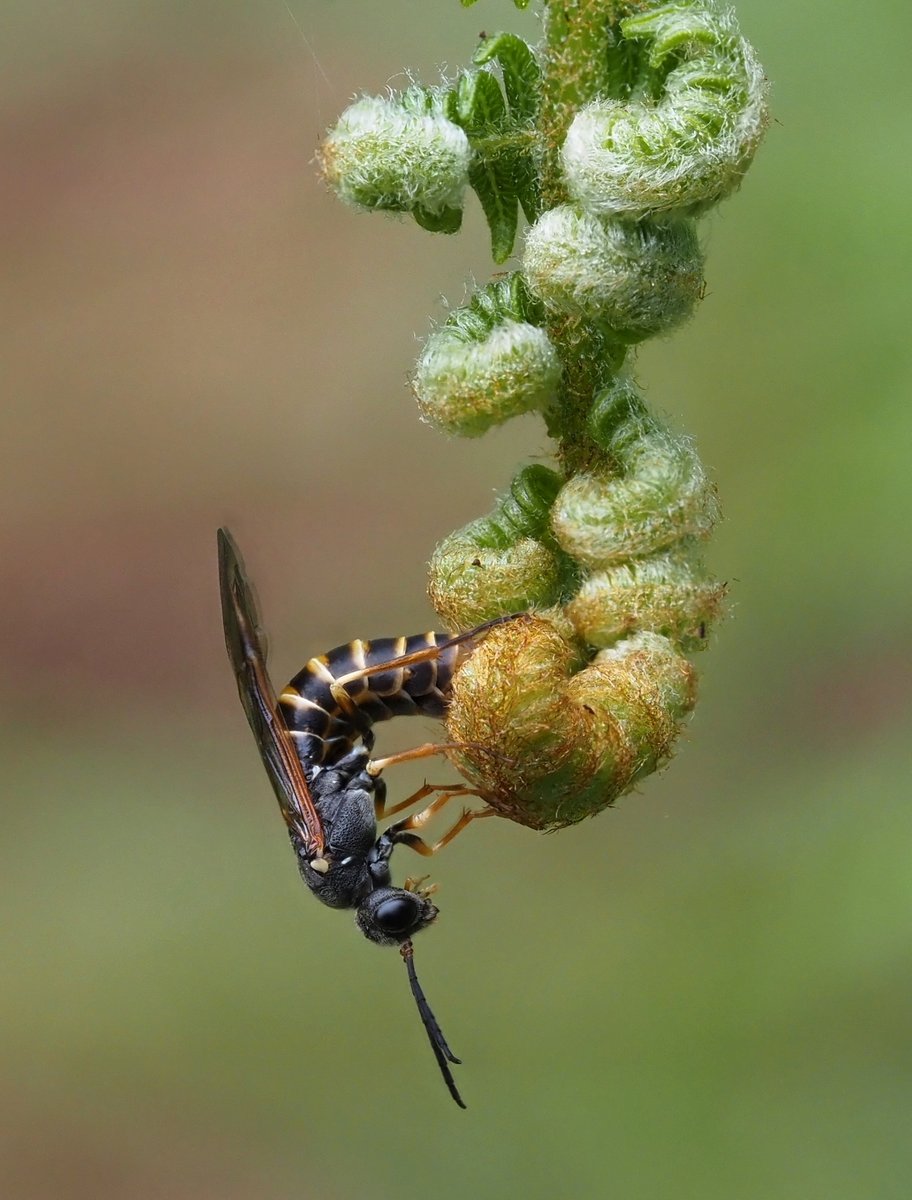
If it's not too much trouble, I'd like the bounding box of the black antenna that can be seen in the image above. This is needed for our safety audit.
[400,940,466,1109]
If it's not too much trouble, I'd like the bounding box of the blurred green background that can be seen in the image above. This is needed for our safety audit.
[2,1,910,1197]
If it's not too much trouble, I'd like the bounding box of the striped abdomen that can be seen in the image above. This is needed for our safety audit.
[278,631,464,769]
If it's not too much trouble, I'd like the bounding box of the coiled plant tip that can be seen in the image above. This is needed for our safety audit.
[523,207,705,341]
[414,277,562,437]
[560,5,769,218]
[446,618,697,830]
[322,0,767,829]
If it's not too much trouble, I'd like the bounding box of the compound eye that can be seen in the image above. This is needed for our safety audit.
[355,886,438,946]
[375,895,419,933]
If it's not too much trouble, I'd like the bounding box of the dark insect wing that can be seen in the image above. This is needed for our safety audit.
[217,528,325,856]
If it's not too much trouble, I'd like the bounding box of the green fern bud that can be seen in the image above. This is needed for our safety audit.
[415,320,561,436]
[566,550,726,652]
[321,89,471,219]
[551,429,719,569]
[522,205,703,341]
[429,532,562,628]
[561,3,768,218]
[428,464,568,626]
[414,274,561,436]
[550,375,718,568]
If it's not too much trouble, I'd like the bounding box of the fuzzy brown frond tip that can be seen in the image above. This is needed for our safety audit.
[446,617,696,830]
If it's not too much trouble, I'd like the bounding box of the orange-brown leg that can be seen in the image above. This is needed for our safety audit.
[368,738,517,779]
[403,873,437,897]
[329,681,360,719]
[367,742,466,778]
[387,795,496,857]
[375,780,476,821]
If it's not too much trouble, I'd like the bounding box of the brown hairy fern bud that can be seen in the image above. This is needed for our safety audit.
[446,617,697,830]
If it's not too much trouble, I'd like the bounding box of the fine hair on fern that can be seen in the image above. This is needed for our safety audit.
[322,0,768,830]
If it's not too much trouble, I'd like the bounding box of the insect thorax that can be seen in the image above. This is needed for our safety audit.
[291,748,391,910]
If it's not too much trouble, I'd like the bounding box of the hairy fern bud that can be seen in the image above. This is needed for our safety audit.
[447,618,696,830]
[566,550,726,652]
[415,319,559,438]
[561,3,768,218]
[414,274,561,436]
[430,534,562,628]
[522,205,703,341]
[322,88,471,223]
[552,427,719,569]
[428,465,569,627]
[324,0,767,832]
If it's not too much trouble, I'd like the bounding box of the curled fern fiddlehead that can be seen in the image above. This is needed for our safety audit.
[523,207,704,340]
[322,0,767,831]
[561,3,768,217]
[414,276,561,437]
[321,88,472,230]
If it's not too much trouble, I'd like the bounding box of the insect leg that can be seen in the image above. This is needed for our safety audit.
[388,785,479,830]
[387,792,496,857]
[369,736,518,779]
[367,741,465,777]
[330,641,451,691]
[375,779,472,821]
[375,781,434,821]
